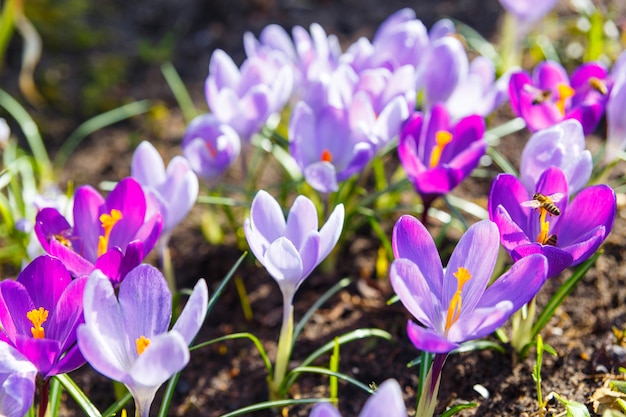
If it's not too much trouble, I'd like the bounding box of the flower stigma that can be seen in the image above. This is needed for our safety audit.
[429,131,453,168]
[321,149,333,163]
[136,335,151,355]
[445,267,472,332]
[97,209,123,257]
[26,307,49,339]
[555,83,575,115]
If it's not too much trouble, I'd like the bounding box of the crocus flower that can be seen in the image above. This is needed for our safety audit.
[131,141,199,239]
[77,265,208,417]
[520,119,592,195]
[605,51,626,162]
[421,36,468,109]
[181,113,241,183]
[244,190,344,304]
[309,379,406,417]
[35,177,162,284]
[509,60,609,134]
[0,342,37,417]
[398,104,486,221]
[498,0,559,27]
[489,167,616,278]
[205,49,293,142]
[390,217,548,354]
[0,255,87,379]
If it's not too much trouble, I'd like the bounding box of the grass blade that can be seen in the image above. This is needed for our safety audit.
[221,397,332,417]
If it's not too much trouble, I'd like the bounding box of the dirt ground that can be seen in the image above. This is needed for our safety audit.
[2,0,626,416]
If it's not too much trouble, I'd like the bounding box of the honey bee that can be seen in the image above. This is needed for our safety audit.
[544,234,558,246]
[524,84,552,105]
[589,77,608,95]
[521,193,564,216]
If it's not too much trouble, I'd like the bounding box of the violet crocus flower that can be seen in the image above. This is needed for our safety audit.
[182,113,241,184]
[0,342,37,417]
[131,141,198,240]
[421,36,468,109]
[205,49,293,142]
[398,104,486,222]
[498,0,559,28]
[77,265,208,417]
[489,167,616,278]
[509,60,610,134]
[520,119,592,195]
[244,190,344,303]
[390,217,548,354]
[34,177,162,285]
[0,255,87,379]
[309,379,406,417]
[606,51,626,162]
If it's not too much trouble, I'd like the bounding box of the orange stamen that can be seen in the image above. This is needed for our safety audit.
[136,335,151,355]
[445,267,473,331]
[536,208,551,245]
[321,149,333,163]
[429,131,453,168]
[555,83,575,116]
[26,307,49,339]
[97,209,123,257]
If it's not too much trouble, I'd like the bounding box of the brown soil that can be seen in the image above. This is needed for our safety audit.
[2,1,626,416]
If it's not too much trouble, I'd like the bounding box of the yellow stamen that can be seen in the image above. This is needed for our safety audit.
[536,208,551,245]
[321,149,333,163]
[555,83,575,116]
[26,307,49,339]
[97,209,123,257]
[445,267,473,331]
[136,335,151,355]
[589,77,608,95]
[429,131,453,168]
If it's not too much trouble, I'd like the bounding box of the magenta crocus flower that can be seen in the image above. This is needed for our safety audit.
[489,167,616,278]
[520,119,592,195]
[509,60,610,134]
[398,104,486,221]
[131,141,198,239]
[34,177,162,284]
[205,49,293,142]
[309,379,406,417]
[391,217,548,354]
[0,255,87,379]
[0,342,37,417]
[77,265,208,417]
[244,190,344,304]
[182,113,241,184]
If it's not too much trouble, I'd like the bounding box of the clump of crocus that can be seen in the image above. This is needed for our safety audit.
[244,190,344,398]
[509,60,610,134]
[489,167,616,278]
[77,265,208,417]
[390,217,548,416]
[309,379,406,417]
[398,104,486,223]
[520,119,592,195]
[182,113,241,184]
[34,177,162,284]
[0,341,37,417]
[0,255,87,415]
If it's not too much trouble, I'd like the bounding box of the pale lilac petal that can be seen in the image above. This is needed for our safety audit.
[304,161,338,193]
[249,190,287,247]
[285,196,319,250]
[131,142,166,188]
[309,403,342,417]
[390,259,439,329]
[298,232,321,282]
[0,342,36,417]
[208,49,241,91]
[263,237,303,290]
[423,37,467,107]
[318,203,344,261]
[449,301,513,343]
[129,331,189,388]
[360,379,406,417]
[606,78,626,160]
[406,320,458,353]
[172,279,209,345]
[160,156,198,231]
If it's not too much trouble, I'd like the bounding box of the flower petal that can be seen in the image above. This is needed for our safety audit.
[285,196,318,250]
[360,379,406,417]
[390,259,438,329]
[172,279,209,345]
[406,320,458,354]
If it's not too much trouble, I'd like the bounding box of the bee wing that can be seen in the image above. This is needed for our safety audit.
[548,193,564,203]
[520,200,542,208]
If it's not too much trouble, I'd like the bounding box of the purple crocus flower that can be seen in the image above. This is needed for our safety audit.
[205,49,293,142]
[520,119,592,195]
[606,51,626,162]
[0,342,37,417]
[509,60,610,134]
[390,217,548,354]
[77,265,208,417]
[0,255,87,379]
[244,190,344,303]
[488,167,616,278]
[398,104,486,222]
[309,379,406,417]
[131,141,198,240]
[498,0,559,28]
[34,177,162,285]
[421,36,468,109]
[181,113,241,184]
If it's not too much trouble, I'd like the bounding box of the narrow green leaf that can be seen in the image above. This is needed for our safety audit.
[160,61,197,123]
[440,402,479,417]
[47,377,62,417]
[102,392,133,417]
[329,338,340,405]
[288,366,374,394]
[206,251,247,318]
[157,372,181,417]
[54,374,102,417]
[191,332,272,376]
[220,397,332,417]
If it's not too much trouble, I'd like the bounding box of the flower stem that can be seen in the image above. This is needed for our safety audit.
[415,353,447,417]
[511,297,537,355]
[38,378,50,417]
[270,298,294,400]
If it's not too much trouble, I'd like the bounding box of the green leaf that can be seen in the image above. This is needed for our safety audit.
[440,402,479,417]
[288,366,374,394]
[551,392,591,417]
[102,392,133,417]
[220,397,332,417]
[161,61,197,123]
